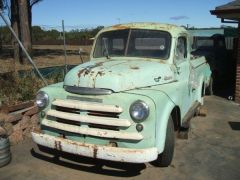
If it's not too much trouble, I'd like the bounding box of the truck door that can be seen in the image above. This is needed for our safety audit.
[174,36,193,117]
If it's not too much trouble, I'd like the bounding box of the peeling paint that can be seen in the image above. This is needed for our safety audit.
[32,132,158,163]
[77,62,105,79]
[77,69,85,78]
[68,59,176,92]
[93,145,98,158]
[54,140,62,151]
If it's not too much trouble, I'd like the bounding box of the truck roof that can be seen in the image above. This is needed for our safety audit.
[98,22,188,37]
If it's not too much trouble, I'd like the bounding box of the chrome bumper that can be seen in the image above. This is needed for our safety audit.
[31,131,158,163]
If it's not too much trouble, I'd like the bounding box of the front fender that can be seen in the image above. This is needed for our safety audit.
[126,89,176,154]
[150,91,176,153]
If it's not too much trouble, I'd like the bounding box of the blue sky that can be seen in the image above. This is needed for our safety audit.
[32,0,234,30]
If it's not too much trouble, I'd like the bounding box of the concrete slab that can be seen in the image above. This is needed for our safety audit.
[0,96,240,180]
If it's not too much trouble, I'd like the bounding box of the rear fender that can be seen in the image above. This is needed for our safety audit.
[197,75,205,105]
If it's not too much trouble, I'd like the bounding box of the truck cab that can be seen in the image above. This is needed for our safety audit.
[32,23,211,167]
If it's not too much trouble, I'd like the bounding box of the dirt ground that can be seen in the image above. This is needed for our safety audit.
[0,45,92,73]
[0,96,240,180]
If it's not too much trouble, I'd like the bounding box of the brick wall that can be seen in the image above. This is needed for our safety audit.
[235,23,240,103]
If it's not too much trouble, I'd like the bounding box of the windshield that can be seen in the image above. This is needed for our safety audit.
[93,29,171,59]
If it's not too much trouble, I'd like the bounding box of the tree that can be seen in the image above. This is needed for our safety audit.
[11,0,20,63]
[9,0,42,64]
[0,0,3,9]
[29,0,42,30]
[18,0,31,63]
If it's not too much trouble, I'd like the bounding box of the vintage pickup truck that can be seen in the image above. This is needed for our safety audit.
[32,23,211,167]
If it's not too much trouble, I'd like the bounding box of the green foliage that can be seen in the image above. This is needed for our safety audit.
[0,26,11,45]
[32,25,104,42]
[0,25,104,44]
[31,26,45,41]
[65,26,104,40]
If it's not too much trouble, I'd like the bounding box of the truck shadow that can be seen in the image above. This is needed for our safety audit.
[228,121,240,131]
[30,146,146,177]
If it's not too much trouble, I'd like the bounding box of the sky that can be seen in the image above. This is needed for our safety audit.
[31,0,235,30]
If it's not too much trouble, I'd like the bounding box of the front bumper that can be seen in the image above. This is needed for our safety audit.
[31,131,158,163]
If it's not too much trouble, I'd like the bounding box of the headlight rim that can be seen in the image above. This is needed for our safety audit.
[129,100,149,122]
[36,91,49,109]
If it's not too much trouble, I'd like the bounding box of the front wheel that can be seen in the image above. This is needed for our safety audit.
[152,116,175,167]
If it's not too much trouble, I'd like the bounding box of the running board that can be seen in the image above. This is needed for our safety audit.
[181,101,201,129]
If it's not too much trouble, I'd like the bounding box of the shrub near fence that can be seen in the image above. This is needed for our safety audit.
[0,25,103,45]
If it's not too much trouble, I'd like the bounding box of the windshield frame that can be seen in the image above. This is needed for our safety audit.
[93,29,172,60]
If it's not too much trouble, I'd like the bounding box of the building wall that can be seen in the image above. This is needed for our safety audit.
[235,25,240,103]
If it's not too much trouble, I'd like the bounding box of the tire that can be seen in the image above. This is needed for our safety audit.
[205,77,213,95]
[152,116,175,167]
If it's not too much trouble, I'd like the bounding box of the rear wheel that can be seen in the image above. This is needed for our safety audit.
[152,116,175,167]
[206,77,213,95]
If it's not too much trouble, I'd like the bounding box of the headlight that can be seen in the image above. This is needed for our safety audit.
[36,91,49,108]
[129,100,149,121]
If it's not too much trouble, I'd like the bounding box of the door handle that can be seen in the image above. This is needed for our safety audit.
[176,67,181,74]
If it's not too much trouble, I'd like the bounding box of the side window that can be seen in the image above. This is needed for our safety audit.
[175,37,187,63]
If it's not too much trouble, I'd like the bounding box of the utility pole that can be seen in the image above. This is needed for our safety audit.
[62,20,67,74]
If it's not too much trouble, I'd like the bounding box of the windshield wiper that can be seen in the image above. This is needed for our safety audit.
[103,38,110,59]
[124,29,132,56]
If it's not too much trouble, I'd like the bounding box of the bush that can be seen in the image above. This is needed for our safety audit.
[0,69,63,105]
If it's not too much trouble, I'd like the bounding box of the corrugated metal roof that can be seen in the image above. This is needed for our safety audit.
[216,0,240,10]
[210,0,240,21]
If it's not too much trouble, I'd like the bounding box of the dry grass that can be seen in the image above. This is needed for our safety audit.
[0,45,92,73]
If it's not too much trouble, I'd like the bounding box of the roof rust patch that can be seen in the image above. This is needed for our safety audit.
[130,66,140,70]
[95,62,104,67]
[112,24,129,30]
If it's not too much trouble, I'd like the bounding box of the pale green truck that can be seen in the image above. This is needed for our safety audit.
[32,23,211,167]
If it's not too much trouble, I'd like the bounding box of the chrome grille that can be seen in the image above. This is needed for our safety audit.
[42,99,143,141]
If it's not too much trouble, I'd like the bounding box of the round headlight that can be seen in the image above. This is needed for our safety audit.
[129,100,149,121]
[36,91,49,108]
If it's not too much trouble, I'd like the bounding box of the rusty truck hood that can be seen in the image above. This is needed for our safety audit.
[64,59,175,92]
